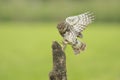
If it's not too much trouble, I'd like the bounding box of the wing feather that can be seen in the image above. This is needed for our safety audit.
[66,12,94,33]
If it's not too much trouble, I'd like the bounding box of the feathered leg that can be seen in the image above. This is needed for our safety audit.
[61,40,68,51]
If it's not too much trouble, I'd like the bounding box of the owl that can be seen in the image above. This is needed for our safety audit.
[57,12,94,55]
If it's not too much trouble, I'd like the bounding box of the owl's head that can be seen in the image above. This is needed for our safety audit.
[57,21,68,34]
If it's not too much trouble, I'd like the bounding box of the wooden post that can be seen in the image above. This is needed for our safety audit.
[49,41,67,80]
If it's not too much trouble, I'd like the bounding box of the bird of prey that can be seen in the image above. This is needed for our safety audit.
[57,12,94,55]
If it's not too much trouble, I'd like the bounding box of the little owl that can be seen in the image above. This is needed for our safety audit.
[57,12,94,55]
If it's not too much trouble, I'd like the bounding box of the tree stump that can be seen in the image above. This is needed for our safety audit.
[49,41,67,80]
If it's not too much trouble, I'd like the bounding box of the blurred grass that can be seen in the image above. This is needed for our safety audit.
[0,22,120,80]
[0,0,119,22]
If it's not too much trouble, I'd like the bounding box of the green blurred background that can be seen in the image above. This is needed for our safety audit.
[0,0,120,80]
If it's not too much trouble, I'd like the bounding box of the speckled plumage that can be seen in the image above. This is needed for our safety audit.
[57,12,94,55]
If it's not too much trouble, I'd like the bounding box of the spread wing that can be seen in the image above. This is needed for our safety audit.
[65,12,94,32]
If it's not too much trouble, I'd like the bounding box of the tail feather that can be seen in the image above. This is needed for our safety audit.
[72,40,86,55]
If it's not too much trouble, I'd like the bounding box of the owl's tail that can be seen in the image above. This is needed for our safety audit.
[72,40,86,55]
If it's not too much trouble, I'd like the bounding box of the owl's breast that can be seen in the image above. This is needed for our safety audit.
[63,31,77,45]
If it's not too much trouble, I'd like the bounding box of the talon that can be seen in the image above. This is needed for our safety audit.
[62,40,68,51]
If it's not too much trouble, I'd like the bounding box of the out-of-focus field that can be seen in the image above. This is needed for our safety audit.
[0,0,119,22]
[0,22,120,80]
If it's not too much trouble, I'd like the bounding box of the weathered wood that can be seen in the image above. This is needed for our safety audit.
[49,41,67,80]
